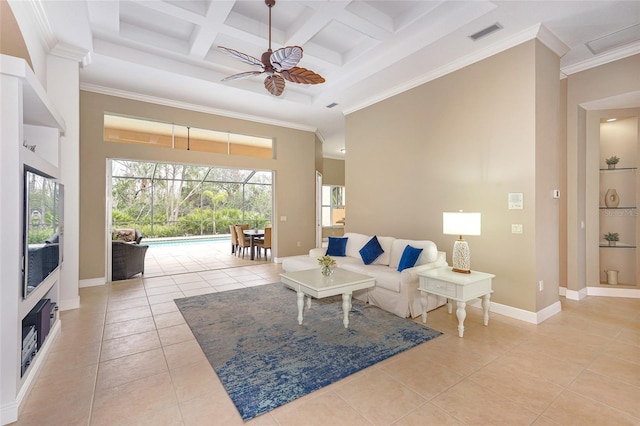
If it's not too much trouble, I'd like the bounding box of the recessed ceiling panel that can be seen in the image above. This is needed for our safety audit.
[120,1,194,41]
[348,0,441,32]
[306,20,375,65]
[224,1,309,46]
[164,0,210,16]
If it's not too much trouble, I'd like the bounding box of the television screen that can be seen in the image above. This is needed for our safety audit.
[23,166,62,298]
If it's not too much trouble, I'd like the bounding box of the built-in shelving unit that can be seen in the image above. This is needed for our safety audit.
[1,55,65,425]
[598,117,638,287]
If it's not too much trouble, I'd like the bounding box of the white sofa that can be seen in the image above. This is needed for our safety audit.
[281,232,448,318]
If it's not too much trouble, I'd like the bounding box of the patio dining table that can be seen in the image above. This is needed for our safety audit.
[243,229,264,260]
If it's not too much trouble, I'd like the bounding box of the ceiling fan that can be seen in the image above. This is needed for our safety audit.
[218,0,325,96]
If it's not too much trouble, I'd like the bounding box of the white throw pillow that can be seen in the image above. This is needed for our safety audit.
[372,236,394,266]
[389,239,438,269]
[344,233,370,259]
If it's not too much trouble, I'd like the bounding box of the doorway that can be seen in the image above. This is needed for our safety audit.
[106,159,274,280]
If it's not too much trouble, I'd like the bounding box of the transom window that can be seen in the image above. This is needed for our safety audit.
[104,114,273,159]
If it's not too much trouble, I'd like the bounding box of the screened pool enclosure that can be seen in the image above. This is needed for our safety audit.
[111,160,272,238]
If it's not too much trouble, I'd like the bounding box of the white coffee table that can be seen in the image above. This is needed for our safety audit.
[280,268,375,328]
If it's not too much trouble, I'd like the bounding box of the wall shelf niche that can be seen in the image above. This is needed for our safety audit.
[598,116,638,287]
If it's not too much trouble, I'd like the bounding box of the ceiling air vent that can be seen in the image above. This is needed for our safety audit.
[586,23,640,55]
[326,102,338,109]
[469,23,503,41]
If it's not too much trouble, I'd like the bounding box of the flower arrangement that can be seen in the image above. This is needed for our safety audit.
[318,255,337,267]
[318,255,337,276]
[605,156,620,168]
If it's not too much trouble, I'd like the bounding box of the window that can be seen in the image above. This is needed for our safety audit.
[104,114,273,159]
[321,185,345,227]
[111,160,272,238]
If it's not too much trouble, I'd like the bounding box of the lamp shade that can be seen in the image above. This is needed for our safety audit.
[443,212,481,236]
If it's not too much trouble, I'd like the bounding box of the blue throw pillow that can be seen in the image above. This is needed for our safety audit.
[326,236,348,256]
[397,245,423,271]
[359,236,384,265]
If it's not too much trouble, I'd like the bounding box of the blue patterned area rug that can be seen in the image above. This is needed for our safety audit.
[175,283,442,421]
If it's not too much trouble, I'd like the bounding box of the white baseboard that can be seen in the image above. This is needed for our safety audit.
[560,285,639,299]
[563,286,588,300]
[536,301,563,323]
[58,296,80,311]
[586,286,640,298]
[467,299,562,324]
[0,401,18,425]
[79,277,105,288]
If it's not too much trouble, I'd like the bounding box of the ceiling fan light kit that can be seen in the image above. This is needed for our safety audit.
[218,0,325,96]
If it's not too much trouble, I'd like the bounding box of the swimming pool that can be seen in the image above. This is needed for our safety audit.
[144,236,231,246]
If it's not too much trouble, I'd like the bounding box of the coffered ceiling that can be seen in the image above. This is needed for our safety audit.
[25,1,640,158]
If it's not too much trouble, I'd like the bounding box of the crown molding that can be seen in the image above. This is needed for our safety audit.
[561,42,640,76]
[80,83,318,133]
[15,1,91,66]
[25,0,57,51]
[51,42,91,67]
[535,23,569,57]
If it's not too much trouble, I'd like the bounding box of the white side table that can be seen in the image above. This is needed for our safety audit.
[417,267,494,337]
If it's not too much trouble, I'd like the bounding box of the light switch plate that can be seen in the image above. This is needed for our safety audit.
[512,224,523,234]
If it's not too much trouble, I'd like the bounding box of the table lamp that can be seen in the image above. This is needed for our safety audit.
[443,211,481,274]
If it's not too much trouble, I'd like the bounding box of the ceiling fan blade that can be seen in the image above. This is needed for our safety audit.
[218,46,263,67]
[270,46,303,72]
[264,74,285,96]
[280,67,325,85]
[221,71,263,82]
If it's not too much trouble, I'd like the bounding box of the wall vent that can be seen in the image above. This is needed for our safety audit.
[469,23,503,41]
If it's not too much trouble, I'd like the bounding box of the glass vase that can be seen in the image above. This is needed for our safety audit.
[321,265,333,276]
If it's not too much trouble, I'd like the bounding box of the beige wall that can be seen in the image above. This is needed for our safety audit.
[346,40,559,312]
[566,54,640,292]
[0,1,32,70]
[79,91,318,280]
[558,78,568,296]
[534,40,562,311]
[322,158,345,186]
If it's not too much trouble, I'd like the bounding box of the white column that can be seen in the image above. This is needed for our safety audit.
[0,73,23,426]
[46,49,86,311]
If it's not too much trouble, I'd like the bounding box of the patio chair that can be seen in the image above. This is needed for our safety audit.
[229,225,238,254]
[112,240,149,281]
[255,226,272,260]
[235,225,251,258]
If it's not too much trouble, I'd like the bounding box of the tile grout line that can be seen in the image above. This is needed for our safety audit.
[150,287,187,425]
[86,285,112,426]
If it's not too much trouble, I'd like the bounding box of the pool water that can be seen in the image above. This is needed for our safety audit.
[144,236,230,247]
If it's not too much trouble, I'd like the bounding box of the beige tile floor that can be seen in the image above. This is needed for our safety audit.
[15,241,640,425]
